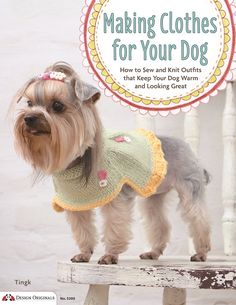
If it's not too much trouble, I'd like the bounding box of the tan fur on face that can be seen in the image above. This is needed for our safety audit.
[13,75,102,175]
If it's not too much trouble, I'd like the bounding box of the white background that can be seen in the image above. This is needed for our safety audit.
[0,1,235,304]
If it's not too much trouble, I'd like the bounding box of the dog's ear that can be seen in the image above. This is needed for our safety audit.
[75,80,101,103]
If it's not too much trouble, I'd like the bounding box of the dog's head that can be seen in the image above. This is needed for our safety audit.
[12,62,102,177]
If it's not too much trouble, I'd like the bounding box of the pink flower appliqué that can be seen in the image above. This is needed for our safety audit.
[114,135,131,143]
[97,170,108,188]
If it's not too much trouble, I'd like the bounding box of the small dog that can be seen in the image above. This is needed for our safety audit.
[12,62,211,264]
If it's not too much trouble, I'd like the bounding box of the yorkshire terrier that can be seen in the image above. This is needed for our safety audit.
[12,62,211,264]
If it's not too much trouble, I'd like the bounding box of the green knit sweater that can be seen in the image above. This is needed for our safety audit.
[52,129,167,212]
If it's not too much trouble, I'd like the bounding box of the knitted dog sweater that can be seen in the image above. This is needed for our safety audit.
[52,129,167,212]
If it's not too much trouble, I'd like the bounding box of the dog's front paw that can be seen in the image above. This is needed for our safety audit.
[98,254,118,265]
[190,253,207,262]
[71,253,91,263]
[139,251,160,260]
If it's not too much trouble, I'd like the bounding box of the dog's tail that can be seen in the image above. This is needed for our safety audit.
[203,169,211,185]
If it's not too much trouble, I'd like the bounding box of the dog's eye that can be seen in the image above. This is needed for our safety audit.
[52,101,65,113]
[27,100,33,107]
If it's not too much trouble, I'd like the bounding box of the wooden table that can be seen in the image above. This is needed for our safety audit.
[57,256,236,305]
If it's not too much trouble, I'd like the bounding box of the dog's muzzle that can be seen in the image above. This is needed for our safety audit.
[24,115,38,127]
[24,114,50,136]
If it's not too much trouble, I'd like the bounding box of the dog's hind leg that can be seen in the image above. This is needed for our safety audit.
[98,194,134,265]
[139,193,171,260]
[176,178,211,262]
[66,210,97,263]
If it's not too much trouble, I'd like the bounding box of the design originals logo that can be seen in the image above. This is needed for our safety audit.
[81,0,236,115]
[2,294,15,301]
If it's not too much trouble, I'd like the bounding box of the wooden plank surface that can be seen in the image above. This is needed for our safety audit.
[57,256,236,290]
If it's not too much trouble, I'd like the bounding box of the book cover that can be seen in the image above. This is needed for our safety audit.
[0,0,235,304]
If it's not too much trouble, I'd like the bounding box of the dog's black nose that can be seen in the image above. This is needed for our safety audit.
[24,115,38,126]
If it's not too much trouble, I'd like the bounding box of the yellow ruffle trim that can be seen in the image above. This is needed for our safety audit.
[52,129,167,212]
